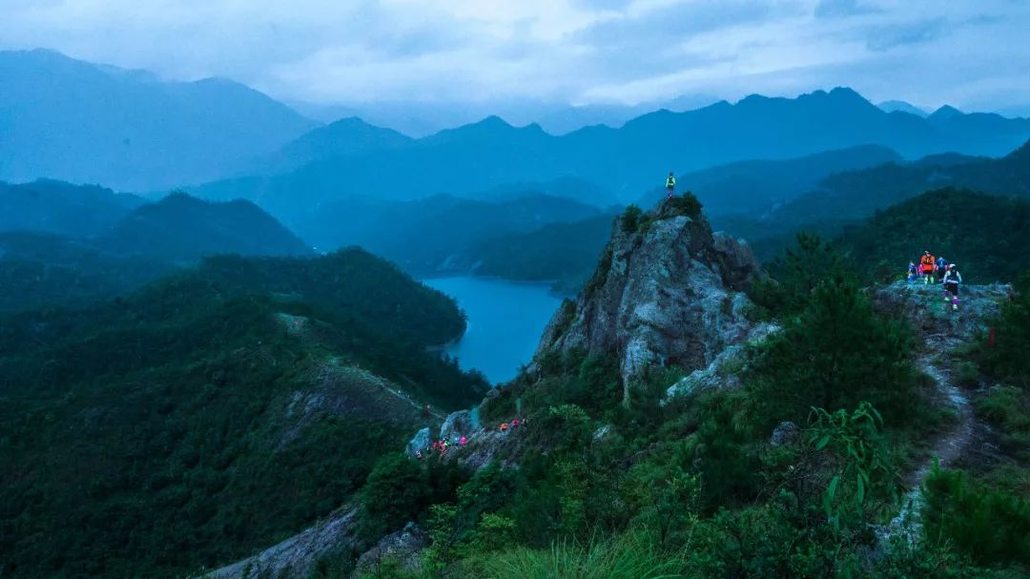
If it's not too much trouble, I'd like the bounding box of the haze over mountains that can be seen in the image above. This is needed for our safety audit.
[0,49,316,190]
[4,49,1030,208]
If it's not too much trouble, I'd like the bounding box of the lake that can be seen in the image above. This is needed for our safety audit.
[422,276,564,385]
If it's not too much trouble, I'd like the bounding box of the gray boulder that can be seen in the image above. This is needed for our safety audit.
[770,421,801,447]
[440,410,474,441]
[406,427,431,457]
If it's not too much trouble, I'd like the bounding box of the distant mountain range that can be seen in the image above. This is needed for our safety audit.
[755,138,1030,233]
[639,145,904,216]
[300,193,602,273]
[0,49,317,190]
[194,87,1030,228]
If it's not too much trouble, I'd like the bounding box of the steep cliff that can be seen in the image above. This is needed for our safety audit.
[533,196,765,405]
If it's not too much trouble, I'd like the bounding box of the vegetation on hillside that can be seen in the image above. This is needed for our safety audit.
[471,214,615,294]
[0,250,487,577]
[837,187,1030,284]
[323,234,1028,577]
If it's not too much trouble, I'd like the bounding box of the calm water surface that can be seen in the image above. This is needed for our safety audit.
[422,276,563,385]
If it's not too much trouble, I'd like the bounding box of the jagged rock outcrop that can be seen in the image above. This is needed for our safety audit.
[352,522,429,577]
[533,198,765,404]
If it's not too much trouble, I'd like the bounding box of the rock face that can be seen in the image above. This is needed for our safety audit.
[353,522,429,577]
[205,507,359,579]
[533,198,764,404]
[406,427,432,457]
[871,282,1012,342]
[440,410,475,441]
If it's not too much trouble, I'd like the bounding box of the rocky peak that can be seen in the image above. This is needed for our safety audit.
[532,196,764,405]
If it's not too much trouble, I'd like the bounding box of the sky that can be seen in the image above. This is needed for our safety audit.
[2,0,1029,113]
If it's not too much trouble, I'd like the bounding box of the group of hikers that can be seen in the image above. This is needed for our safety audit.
[908,250,963,310]
[414,417,526,460]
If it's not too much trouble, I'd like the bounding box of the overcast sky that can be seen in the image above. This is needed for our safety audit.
[2,0,1028,113]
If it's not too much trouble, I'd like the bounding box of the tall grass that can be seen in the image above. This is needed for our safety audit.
[470,532,686,579]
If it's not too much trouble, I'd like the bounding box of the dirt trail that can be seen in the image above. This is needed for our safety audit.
[884,347,974,539]
[875,282,1012,542]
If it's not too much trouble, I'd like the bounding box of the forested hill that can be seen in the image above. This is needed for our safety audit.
[765,138,1030,231]
[97,192,312,260]
[0,249,487,577]
[0,179,144,237]
[837,188,1030,284]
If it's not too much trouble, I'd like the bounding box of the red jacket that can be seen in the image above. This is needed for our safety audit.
[920,254,936,273]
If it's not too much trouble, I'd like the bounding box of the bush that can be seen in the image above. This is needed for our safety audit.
[980,274,1030,388]
[357,454,432,541]
[666,191,703,219]
[747,275,919,430]
[975,386,1030,460]
[620,205,643,234]
[923,467,1030,566]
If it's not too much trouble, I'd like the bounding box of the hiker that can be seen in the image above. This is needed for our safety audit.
[459,435,468,446]
[919,251,936,284]
[943,264,962,310]
[665,172,676,199]
[499,422,509,432]
[936,256,949,282]
[907,261,918,283]
[511,418,520,428]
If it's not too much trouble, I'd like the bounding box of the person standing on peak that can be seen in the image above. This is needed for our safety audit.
[920,251,936,284]
[665,172,676,199]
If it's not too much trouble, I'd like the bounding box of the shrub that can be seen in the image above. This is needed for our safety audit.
[620,205,643,234]
[923,467,1030,566]
[357,453,432,540]
[980,274,1030,388]
[747,275,919,430]
[667,191,703,219]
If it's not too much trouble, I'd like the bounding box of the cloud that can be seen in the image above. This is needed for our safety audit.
[814,0,878,19]
[0,0,1027,113]
[866,18,950,52]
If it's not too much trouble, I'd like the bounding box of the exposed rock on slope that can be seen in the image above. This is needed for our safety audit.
[534,197,764,404]
[206,507,359,579]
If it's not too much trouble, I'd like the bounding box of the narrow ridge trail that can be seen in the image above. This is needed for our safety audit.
[875,283,1011,541]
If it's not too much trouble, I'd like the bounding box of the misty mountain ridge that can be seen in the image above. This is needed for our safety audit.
[0,179,145,237]
[639,144,904,216]
[0,49,317,190]
[194,86,1030,224]
[100,192,312,260]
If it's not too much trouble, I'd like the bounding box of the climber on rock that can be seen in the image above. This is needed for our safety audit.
[665,172,676,199]
[907,261,918,283]
[920,251,936,284]
[943,264,962,310]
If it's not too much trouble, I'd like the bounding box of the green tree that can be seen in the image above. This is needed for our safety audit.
[748,275,918,429]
